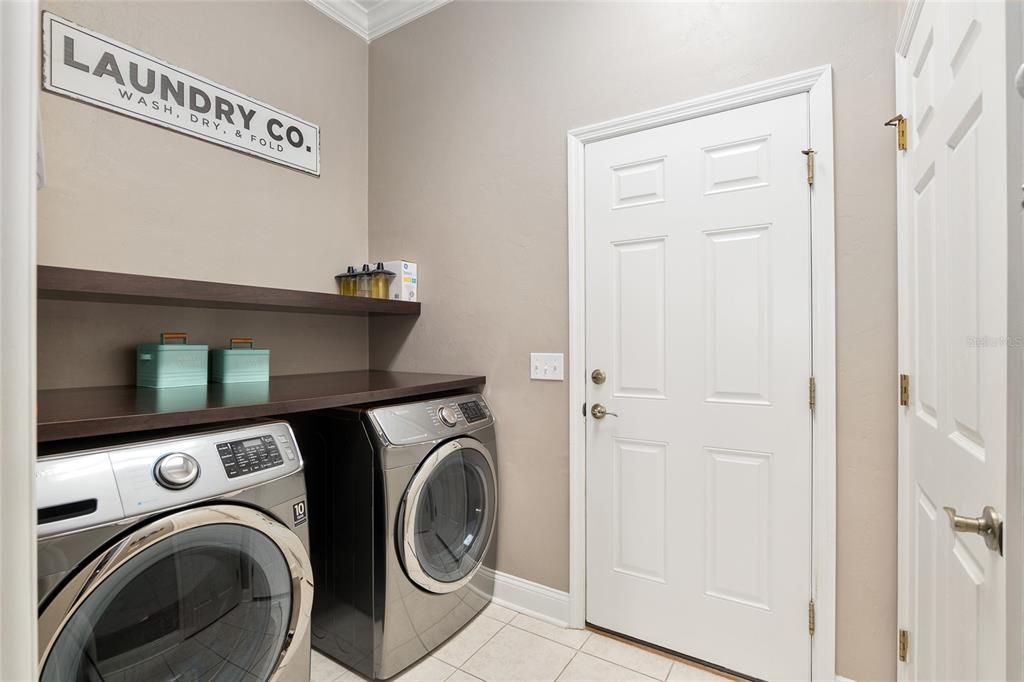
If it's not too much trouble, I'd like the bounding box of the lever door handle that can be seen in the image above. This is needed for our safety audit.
[944,505,1003,555]
[591,404,618,419]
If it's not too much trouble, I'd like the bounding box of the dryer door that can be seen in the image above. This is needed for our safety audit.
[399,438,498,594]
[38,505,313,682]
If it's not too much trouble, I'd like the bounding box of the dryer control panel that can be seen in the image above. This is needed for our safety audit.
[36,422,302,538]
[369,393,493,446]
[216,434,285,478]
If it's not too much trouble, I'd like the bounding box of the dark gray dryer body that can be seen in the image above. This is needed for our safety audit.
[290,393,498,680]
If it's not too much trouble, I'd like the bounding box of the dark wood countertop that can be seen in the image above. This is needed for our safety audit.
[38,370,485,442]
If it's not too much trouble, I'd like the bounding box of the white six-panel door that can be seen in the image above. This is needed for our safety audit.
[585,93,813,680]
[898,2,1009,680]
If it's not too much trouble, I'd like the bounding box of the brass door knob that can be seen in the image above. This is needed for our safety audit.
[591,403,618,419]
[591,369,606,385]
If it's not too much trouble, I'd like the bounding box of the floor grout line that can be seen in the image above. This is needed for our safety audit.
[439,655,457,682]
[573,638,675,681]
[501,618,589,652]
[315,603,725,682]
[455,618,509,672]
[552,648,579,682]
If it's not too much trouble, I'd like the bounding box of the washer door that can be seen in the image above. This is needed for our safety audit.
[399,438,497,594]
[38,505,312,682]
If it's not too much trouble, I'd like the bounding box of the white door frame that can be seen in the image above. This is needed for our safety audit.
[1013,3,1024,677]
[566,65,837,681]
[0,1,40,680]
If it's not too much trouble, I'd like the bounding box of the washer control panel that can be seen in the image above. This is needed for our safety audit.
[370,393,492,446]
[154,452,201,489]
[438,406,459,427]
[36,421,303,537]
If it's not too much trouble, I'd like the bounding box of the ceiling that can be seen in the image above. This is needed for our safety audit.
[305,0,451,42]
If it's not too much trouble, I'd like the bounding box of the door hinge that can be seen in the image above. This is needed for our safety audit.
[885,115,908,151]
[809,377,817,412]
[899,373,910,406]
[808,599,816,636]
[898,629,909,662]
[801,149,815,185]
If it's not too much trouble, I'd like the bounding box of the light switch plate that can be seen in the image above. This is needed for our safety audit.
[530,353,564,381]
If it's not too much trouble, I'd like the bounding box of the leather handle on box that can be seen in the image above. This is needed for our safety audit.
[160,332,188,345]
[229,337,255,349]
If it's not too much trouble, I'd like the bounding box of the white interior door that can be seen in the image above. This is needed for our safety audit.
[585,93,813,680]
[897,2,1009,680]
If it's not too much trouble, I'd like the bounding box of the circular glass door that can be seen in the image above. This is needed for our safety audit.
[40,509,307,682]
[399,439,497,593]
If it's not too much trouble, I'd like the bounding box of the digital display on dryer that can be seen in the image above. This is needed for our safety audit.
[458,401,487,423]
[215,435,283,478]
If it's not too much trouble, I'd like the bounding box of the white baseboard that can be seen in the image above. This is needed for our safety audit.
[480,568,571,627]
[836,676,857,682]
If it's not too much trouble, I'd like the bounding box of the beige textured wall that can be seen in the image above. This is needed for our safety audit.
[38,0,370,387]
[37,299,370,389]
[36,2,900,676]
[368,3,899,680]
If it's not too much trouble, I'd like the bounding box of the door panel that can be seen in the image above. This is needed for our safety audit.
[914,487,939,682]
[704,224,772,405]
[899,1,1009,680]
[613,238,667,398]
[612,157,666,208]
[613,438,667,582]
[704,447,772,610]
[585,93,811,681]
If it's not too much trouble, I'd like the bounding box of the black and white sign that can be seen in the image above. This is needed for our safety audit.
[42,12,320,176]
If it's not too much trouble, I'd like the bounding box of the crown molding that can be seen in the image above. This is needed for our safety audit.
[305,0,369,40]
[367,0,450,40]
[305,0,451,43]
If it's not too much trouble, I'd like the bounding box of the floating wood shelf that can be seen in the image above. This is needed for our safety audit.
[38,266,421,316]
[38,370,485,442]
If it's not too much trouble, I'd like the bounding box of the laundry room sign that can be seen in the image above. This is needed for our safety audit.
[41,12,321,176]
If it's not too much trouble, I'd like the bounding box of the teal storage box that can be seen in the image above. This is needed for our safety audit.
[211,338,270,383]
[136,333,209,388]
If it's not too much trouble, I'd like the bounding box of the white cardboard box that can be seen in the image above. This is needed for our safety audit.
[383,260,417,302]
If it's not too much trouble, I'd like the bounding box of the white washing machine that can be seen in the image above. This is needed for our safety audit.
[35,421,314,682]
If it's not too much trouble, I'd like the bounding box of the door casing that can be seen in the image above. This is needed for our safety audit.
[0,2,40,681]
[1013,4,1024,677]
[565,65,837,682]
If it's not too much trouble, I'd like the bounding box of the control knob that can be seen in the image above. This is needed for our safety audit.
[154,452,200,490]
[438,406,458,427]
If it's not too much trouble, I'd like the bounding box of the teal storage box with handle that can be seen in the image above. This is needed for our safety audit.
[136,332,209,388]
[211,337,270,383]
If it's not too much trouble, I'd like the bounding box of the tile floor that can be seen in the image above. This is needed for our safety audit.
[310,602,733,682]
